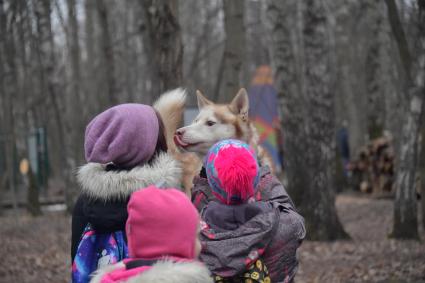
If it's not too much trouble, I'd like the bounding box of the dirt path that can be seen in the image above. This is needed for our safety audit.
[297,194,425,283]
[0,194,424,283]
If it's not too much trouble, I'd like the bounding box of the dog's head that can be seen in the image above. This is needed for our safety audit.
[174,88,251,156]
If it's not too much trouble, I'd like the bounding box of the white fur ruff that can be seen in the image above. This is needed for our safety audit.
[77,152,182,200]
[90,260,213,283]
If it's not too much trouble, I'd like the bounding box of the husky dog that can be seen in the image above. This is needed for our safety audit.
[174,88,274,172]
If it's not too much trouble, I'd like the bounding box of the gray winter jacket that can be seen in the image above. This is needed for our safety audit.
[192,166,306,283]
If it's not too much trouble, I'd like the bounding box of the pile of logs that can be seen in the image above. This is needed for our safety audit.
[348,136,395,194]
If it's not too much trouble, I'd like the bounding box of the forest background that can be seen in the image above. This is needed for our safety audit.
[1,0,425,282]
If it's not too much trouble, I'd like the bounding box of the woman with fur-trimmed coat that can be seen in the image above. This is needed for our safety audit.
[192,160,306,283]
[71,104,183,282]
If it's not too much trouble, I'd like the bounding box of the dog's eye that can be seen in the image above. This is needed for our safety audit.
[206,121,216,126]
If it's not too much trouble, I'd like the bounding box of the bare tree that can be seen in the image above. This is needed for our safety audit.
[67,0,84,164]
[0,0,5,215]
[84,0,99,113]
[267,0,304,200]
[1,0,19,212]
[139,0,183,100]
[365,2,387,139]
[179,0,224,106]
[215,0,246,101]
[420,122,425,229]
[385,0,424,239]
[33,0,79,210]
[0,0,12,212]
[268,0,348,240]
[96,0,118,107]
[26,165,42,216]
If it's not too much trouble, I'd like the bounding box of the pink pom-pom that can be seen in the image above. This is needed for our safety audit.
[214,146,257,203]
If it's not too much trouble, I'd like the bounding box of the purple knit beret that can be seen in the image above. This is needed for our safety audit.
[84,103,159,168]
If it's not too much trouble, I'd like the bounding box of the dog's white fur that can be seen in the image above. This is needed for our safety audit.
[175,88,274,171]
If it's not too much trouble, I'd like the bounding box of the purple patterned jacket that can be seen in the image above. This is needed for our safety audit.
[192,167,306,283]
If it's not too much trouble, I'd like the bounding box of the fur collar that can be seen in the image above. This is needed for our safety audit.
[77,153,182,200]
[90,260,213,283]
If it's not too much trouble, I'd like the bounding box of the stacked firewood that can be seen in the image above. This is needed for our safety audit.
[348,136,395,194]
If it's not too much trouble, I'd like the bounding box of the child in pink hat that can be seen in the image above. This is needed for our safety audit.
[90,186,213,283]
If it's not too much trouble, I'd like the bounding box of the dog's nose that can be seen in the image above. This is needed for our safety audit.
[176,129,185,136]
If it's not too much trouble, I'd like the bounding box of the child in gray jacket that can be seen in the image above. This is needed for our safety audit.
[198,139,274,283]
[193,139,306,283]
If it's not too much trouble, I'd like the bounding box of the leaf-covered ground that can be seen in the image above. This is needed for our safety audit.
[0,211,71,283]
[297,194,425,283]
[0,194,424,283]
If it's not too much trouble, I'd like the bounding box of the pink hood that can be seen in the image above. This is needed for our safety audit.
[126,186,199,259]
[92,186,209,283]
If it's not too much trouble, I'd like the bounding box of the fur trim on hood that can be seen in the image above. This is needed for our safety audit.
[90,260,213,283]
[77,152,182,200]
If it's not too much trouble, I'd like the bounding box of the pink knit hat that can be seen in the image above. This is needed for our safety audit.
[126,186,200,260]
[84,104,159,168]
[205,139,260,205]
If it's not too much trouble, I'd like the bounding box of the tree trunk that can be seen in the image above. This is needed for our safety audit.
[84,0,99,113]
[301,0,349,240]
[26,165,42,216]
[1,0,19,213]
[0,0,6,215]
[387,0,425,239]
[139,0,183,100]
[365,1,386,140]
[123,0,135,101]
[332,1,368,157]
[385,0,412,84]
[421,0,425,234]
[268,0,348,240]
[392,90,422,239]
[267,0,305,204]
[420,119,425,229]
[96,0,118,107]
[34,0,55,194]
[35,0,77,211]
[217,0,246,101]
[67,0,84,165]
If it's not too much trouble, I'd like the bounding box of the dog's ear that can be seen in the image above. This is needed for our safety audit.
[230,88,249,120]
[196,90,212,109]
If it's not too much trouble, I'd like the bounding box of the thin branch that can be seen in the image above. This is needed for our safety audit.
[53,0,68,35]
[187,39,225,78]
[385,0,412,84]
